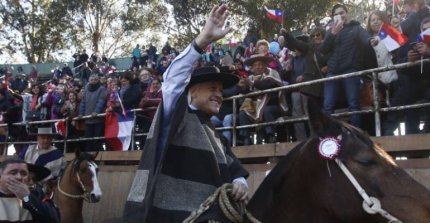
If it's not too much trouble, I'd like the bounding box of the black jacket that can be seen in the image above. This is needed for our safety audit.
[320,20,372,74]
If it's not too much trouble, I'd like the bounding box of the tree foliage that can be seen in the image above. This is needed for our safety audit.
[167,0,337,48]
[62,0,168,58]
[0,0,72,63]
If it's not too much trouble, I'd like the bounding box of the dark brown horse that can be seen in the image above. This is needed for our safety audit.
[247,101,430,222]
[54,152,102,223]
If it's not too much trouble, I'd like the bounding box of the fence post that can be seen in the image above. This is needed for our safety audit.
[3,125,8,156]
[372,72,381,136]
[232,98,237,147]
[131,110,137,150]
[63,118,68,155]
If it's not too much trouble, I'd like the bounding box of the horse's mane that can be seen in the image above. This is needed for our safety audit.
[248,140,308,209]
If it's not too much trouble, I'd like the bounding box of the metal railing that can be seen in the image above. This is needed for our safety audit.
[1,58,430,154]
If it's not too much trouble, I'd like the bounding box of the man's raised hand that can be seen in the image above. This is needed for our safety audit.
[195,4,232,49]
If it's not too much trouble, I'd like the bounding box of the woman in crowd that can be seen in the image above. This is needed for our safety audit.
[367,10,398,87]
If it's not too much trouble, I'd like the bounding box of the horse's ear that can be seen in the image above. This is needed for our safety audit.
[306,99,336,136]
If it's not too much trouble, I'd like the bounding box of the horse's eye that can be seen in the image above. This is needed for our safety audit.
[355,158,376,167]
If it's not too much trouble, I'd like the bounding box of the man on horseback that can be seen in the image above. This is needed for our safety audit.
[123,4,249,223]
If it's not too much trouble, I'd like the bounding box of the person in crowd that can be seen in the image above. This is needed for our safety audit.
[79,49,89,65]
[78,62,91,86]
[255,39,283,73]
[391,15,402,31]
[51,84,66,120]
[233,42,246,62]
[29,66,39,84]
[384,17,430,135]
[19,127,66,181]
[280,27,328,141]
[319,3,373,128]
[132,44,142,70]
[138,68,153,94]
[116,71,142,112]
[368,11,399,86]
[238,54,288,145]
[123,5,249,222]
[10,73,28,94]
[243,30,257,47]
[147,43,157,64]
[211,66,250,145]
[0,158,60,223]
[61,63,73,78]
[156,59,170,75]
[139,78,162,120]
[79,74,107,151]
[61,91,81,140]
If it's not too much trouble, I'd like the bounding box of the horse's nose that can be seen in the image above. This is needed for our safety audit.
[90,193,101,202]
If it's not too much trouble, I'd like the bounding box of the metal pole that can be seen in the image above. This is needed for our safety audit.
[372,72,381,136]
[131,110,136,150]
[232,98,237,147]
[3,126,8,156]
[63,118,68,155]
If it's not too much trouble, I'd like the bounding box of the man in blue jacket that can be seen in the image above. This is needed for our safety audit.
[319,3,372,128]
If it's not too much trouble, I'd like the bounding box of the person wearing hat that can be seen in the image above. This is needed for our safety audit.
[238,54,288,145]
[0,158,60,223]
[19,127,66,181]
[123,4,249,223]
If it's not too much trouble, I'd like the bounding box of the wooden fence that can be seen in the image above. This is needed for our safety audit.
[1,134,430,223]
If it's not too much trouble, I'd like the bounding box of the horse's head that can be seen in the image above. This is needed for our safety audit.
[305,100,430,222]
[72,151,102,203]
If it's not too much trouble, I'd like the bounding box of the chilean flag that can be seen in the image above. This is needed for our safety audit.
[55,120,67,137]
[105,111,133,151]
[378,23,408,52]
[418,28,430,45]
[264,6,283,24]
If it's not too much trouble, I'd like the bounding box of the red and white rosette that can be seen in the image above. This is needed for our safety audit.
[318,137,341,160]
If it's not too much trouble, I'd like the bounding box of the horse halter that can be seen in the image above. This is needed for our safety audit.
[334,158,402,223]
[57,161,94,202]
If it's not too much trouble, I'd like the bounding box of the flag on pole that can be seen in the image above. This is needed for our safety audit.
[378,23,408,52]
[417,28,430,45]
[264,6,283,24]
[105,111,133,151]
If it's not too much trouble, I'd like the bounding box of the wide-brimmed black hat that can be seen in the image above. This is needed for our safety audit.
[27,163,51,182]
[244,54,274,66]
[188,66,239,89]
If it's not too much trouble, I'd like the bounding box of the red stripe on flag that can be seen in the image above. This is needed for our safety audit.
[105,112,123,151]
[381,23,408,46]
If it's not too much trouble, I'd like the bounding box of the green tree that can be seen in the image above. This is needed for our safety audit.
[167,0,337,48]
[0,0,72,63]
[63,0,168,58]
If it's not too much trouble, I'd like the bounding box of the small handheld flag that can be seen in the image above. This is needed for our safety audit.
[378,23,408,52]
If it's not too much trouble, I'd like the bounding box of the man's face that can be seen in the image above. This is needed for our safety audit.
[251,61,268,75]
[189,81,223,116]
[333,7,349,24]
[0,163,29,194]
[37,135,53,150]
[89,76,99,84]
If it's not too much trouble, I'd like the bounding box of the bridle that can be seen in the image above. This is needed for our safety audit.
[57,160,93,202]
[334,157,402,223]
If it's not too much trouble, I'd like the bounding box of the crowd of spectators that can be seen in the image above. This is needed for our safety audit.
[0,1,429,152]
